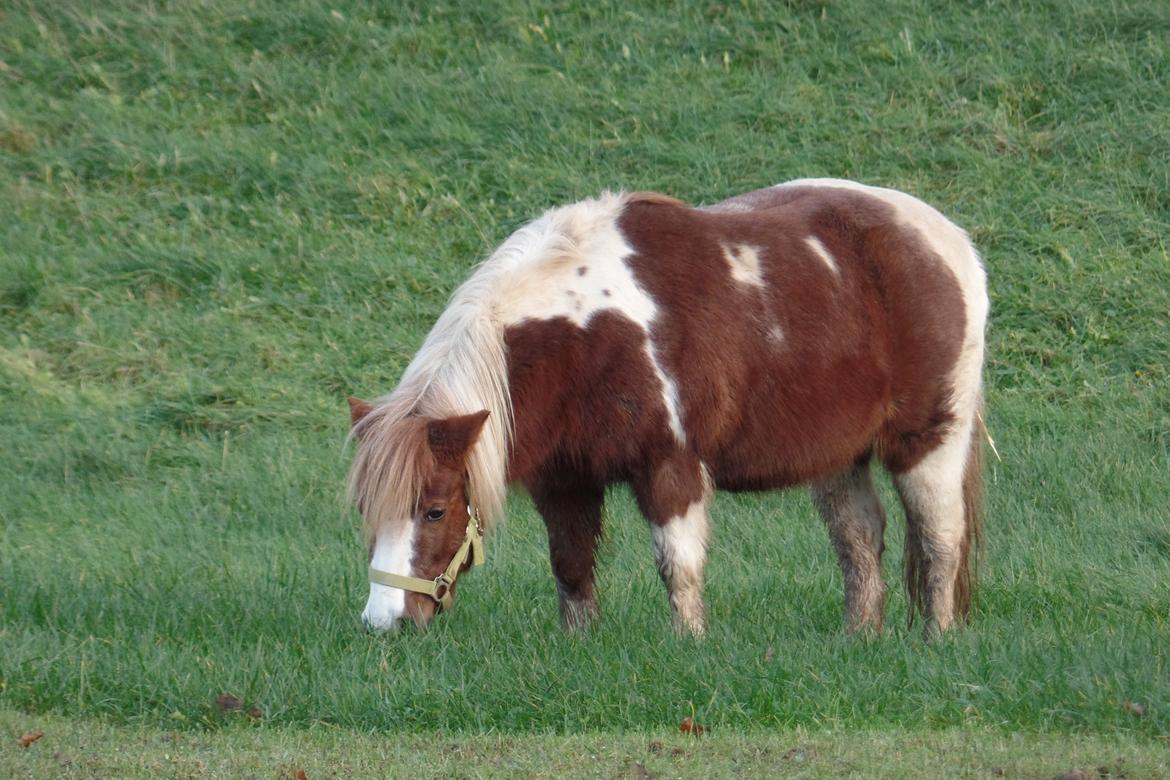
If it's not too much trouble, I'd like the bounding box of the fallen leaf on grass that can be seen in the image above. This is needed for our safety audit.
[215,693,243,713]
[291,770,308,780]
[216,693,262,720]
[678,716,704,736]
[19,731,44,748]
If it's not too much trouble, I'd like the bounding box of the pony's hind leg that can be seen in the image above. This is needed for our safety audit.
[892,415,983,636]
[810,460,888,634]
[530,475,605,631]
[632,456,712,636]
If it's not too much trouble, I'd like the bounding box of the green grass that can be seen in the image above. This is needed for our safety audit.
[4,709,1169,779]
[1,0,1168,765]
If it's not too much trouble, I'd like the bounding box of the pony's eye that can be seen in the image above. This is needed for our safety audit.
[424,507,446,522]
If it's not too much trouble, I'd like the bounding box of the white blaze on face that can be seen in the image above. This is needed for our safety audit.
[361,520,417,631]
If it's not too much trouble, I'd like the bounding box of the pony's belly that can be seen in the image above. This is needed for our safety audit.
[704,397,886,492]
[709,469,808,493]
[708,445,867,493]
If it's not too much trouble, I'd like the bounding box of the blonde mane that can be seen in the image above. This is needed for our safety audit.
[347,195,626,543]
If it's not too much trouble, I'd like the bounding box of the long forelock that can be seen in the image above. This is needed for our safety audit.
[347,397,434,546]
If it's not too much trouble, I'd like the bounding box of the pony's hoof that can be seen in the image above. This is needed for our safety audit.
[560,599,599,632]
[672,615,707,638]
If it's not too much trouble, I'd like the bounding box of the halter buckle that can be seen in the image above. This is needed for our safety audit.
[432,573,454,603]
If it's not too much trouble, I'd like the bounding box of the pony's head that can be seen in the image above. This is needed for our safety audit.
[347,397,490,631]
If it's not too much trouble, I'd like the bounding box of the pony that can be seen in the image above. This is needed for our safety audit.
[347,179,988,637]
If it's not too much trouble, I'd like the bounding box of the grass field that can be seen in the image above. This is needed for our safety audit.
[4,709,1169,780]
[2,0,1169,774]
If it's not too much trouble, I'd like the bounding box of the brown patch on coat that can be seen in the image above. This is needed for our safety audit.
[504,311,677,488]
[616,187,966,489]
[631,450,707,525]
[529,467,605,628]
[504,309,706,527]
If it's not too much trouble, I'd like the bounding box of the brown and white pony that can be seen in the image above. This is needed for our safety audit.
[347,179,988,637]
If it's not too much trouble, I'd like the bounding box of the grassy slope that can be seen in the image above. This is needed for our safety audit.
[1,0,1168,759]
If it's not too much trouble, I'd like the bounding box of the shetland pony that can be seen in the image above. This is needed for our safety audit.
[347,179,988,636]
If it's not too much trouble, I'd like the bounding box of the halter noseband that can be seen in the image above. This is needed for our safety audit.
[367,508,485,612]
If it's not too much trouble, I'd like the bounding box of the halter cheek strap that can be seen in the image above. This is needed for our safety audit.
[367,510,485,612]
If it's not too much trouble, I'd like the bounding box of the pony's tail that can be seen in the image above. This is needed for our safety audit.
[954,395,985,621]
[904,394,985,624]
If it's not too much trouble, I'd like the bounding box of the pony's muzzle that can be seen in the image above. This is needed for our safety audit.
[404,592,439,630]
[361,598,438,633]
[361,611,400,633]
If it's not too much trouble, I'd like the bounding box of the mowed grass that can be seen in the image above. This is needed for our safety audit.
[1,0,1168,755]
[4,710,1169,780]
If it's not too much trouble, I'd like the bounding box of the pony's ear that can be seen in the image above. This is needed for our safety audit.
[347,396,373,428]
[426,410,490,466]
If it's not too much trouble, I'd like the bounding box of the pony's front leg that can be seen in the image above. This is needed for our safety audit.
[634,458,713,636]
[530,476,605,631]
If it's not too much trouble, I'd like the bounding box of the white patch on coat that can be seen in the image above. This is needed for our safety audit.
[766,324,785,345]
[804,235,840,276]
[490,193,687,443]
[361,521,416,631]
[891,412,972,634]
[649,466,713,635]
[895,419,971,540]
[722,243,765,287]
[651,498,710,577]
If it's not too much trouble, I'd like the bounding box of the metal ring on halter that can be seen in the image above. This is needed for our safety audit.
[432,575,452,604]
